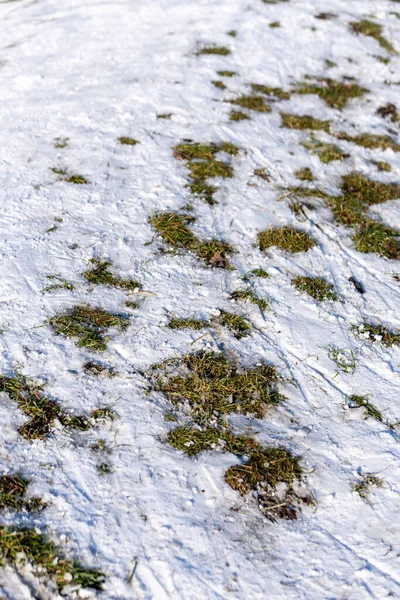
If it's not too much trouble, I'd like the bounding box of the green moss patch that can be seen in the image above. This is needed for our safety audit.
[149,211,234,268]
[258,226,315,253]
[50,306,129,352]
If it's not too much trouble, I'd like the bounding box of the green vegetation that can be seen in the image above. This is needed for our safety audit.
[83,259,140,291]
[337,132,400,152]
[353,474,382,499]
[292,276,337,301]
[294,78,368,109]
[372,160,391,172]
[151,350,282,421]
[269,21,280,28]
[0,527,104,591]
[212,80,226,90]
[328,172,400,259]
[196,46,231,56]
[251,267,270,278]
[352,323,400,347]
[217,70,237,77]
[0,374,97,440]
[51,168,88,185]
[294,167,314,181]
[258,226,315,253]
[348,395,383,422]
[173,141,238,204]
[168,426,303,520]
[350,19,396,53]
[50,306,129,352]
[303,139,349,163]
[118,136,138,145]
[327,346,356,374]
[228,94,271,113]
[157,113,172,119]
[250,84,290,100]
[0,475,43,512]
[230,289,269,311]
[149,211,234,268]
[229,109,250,121]
[168,311,251,339]
[281,113,331,132]
[54,137,69,149]
[42,275,74,293]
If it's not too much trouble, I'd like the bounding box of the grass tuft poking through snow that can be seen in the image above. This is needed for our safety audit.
[258,226,315,253]
[292,276,337,301]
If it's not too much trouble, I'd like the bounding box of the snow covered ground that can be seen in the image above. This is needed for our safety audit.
[0,0,399,598]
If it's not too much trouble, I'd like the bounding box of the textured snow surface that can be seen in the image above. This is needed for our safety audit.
[0,0,399,598]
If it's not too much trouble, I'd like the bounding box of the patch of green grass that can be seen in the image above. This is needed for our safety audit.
[212,80,226,90]
[229,109,250,121]
[285,186,329,199]
[258,226,315,253]
[217,310,251,338]
[228,94,271,113]
[251,268,270,278]
[0,374,93,440]
[51,168,89,185]
[151,350,282,421]
[337,132,400,152]
[42,275,74,293]
[149,212,234,268]
[54,137,69,149]
[50,306,129,352]
[227,30,237,37]
[353,221,400,259]
[294,78,368,109]
[217,70,237,77]
[269,21,280,28]
[353,323,400,347]
[353,474,382,499]
[0,475,44,512]
[174,141,238,204]
[230,289,269,311]
[168,318,206,331]
[348,394,383,422]
[303,139,349,163]
[292,276,337,301]
[0,527,104,591]
[294,167,314,181]
[327,346,356,374]
[372,160,391,172]
[350,19,396,54]
[157,113,172,119]
[281,113,331,132]
[196,46,231,56]
[327,172,400,259]
[118,137,138,145]
[83,259,140,291]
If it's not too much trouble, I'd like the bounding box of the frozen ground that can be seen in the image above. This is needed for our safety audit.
[0,0,399,598]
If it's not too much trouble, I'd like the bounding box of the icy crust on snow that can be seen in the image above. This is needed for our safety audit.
[0,0,399,598]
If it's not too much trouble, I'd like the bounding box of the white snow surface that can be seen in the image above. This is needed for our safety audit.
[0,0,399,598]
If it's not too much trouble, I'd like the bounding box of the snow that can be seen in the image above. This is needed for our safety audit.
[0,0,399,598]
